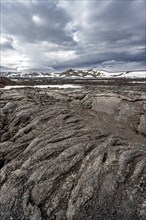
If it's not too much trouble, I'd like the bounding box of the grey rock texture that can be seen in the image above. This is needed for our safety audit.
[138,113,146,136]
[0,85,146,220]
[0,77,15,88]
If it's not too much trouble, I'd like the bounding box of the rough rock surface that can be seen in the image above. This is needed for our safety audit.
[0,85,146,220]
[0,77,15,88]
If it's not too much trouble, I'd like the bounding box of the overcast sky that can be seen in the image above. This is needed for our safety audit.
[0,0,146,72]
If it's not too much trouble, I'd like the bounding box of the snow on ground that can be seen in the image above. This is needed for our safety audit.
[131,81,146,84]
[1,85,82,90]
[117,71,146,78]
[97,70,146,78]
[84,75,94,78]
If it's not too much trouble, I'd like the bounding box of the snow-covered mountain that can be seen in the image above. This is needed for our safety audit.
[60,69,146,78]
[0,71,59,78]
[0,69,146,79]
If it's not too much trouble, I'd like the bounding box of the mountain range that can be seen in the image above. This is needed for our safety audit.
[0,69,146,79]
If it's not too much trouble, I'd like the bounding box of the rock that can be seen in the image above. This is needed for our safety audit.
[0,77,15,88]
[138,113,146,136]
[91,96,121,114]
[0,85,146,220]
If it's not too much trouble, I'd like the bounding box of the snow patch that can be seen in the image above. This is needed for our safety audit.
[2,84,82,90]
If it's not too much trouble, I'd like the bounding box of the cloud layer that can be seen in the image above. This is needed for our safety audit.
[1,0,146,72]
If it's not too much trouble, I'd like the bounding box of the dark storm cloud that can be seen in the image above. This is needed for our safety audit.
[1,41,14,50]
[0,35,14,50]
[1,0,74,44]
[1,0,146,71]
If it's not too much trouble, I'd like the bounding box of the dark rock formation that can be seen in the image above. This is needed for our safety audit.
[0,77,15,88]
[0,85,146,220]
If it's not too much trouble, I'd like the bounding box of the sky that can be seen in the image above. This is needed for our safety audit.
[0,0,146,72]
